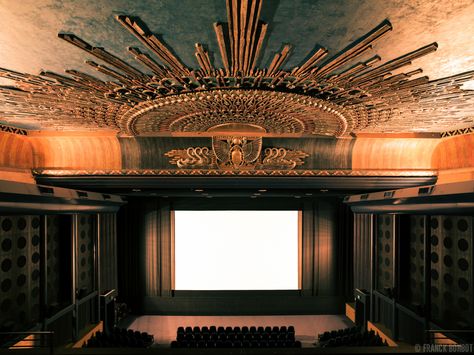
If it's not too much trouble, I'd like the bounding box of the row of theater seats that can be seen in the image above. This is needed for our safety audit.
[83,327,154,348]
[317,326,387,347]
[171,325,301,348]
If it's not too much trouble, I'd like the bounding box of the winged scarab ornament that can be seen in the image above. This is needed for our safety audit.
[212,136,262,169]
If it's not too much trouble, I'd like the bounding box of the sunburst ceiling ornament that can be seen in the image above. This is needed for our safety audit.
[0,0,474,136]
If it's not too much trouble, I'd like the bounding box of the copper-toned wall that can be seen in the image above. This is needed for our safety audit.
[431,134,474,183]
[432,133,474,169]
[352,138,439,170]
[30,135,122,169]
[0,131,33,168]
[7,132,474,176]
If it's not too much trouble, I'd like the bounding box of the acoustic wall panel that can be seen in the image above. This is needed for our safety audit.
[376,215,394,294]
[76,215,96,297]
[353,214,371,292]
[46,215,72,315]
[409,215,425,307]
[99,213,118,293]
[0,216,40,331]
[430,216,473,329]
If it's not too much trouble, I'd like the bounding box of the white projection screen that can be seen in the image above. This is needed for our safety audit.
[174,210,300,290]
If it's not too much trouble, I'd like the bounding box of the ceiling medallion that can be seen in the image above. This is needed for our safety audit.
[0,0,474,135]
[121,89,349,137]
[165,137,308,171]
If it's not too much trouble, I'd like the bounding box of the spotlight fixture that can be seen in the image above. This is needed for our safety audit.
[195,188,204,192]
[258,189,267,192]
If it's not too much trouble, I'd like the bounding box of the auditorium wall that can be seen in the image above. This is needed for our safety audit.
[0,212,118,345]
[352,212,474,344]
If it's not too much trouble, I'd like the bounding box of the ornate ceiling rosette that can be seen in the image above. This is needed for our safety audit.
[120,89,350,137]
[0,0,473,136]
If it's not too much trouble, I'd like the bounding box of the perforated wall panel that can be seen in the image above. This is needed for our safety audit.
[0,216,41,331]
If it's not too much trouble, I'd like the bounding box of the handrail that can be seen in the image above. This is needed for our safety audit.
[45,304,75,325]
[101,288,117,298]
[76,290,98,306]
[372,289,393,303]
[394,302,424,322]
[0,331,54,354]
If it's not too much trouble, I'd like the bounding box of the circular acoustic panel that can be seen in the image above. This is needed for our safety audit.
[458,238,469,252]
[17,218,27,230]
[458,258,469,271]
[17,274,26,287]
[457,219,469,232]
[120,90,351,137]
[444,273,453,285]
[458,278,469,291]
[1,278,11,292]
[31,217,40,229]
[443,237,453,249]
[1,218,12,232]
[17,237,27,250]
[32,235,40,247]
[444,255,453,267]
[1,259,12,272]
[1,238,12,252]
[443,219,453,230]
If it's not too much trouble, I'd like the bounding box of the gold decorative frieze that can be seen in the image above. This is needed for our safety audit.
[165,147,215,169]
[165,136,308,171]
[0,123,27,136]
[260,148,308,170]
[32,168,438,177]
[441,126,474,138]
[0,0,473,136]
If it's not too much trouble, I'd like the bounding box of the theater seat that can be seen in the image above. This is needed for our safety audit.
[172,325,299,348]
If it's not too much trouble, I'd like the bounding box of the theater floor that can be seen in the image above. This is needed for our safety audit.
[120,315,354,347]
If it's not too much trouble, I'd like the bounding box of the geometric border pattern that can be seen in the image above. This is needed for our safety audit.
[0,123,28,136]
[32,168,437,177]
[441,126,474,138]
